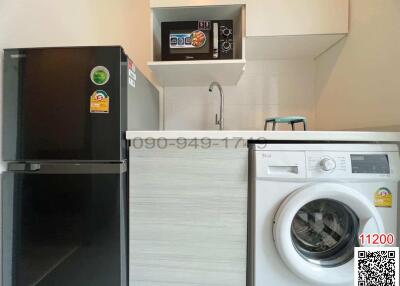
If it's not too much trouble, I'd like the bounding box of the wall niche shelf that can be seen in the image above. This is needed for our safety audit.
[149,2,245,87]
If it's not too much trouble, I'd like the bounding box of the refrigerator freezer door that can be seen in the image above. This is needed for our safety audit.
[2,165,128,286]
[3,47,127,161]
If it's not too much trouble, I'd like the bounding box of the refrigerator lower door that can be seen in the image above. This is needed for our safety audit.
[2,163,128,286]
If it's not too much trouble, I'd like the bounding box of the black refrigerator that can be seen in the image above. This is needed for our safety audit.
[2,46,159,286]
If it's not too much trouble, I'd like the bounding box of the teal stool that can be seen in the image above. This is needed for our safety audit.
[264,116,307,131]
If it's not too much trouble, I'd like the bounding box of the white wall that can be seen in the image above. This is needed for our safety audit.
[164,60,316,130]
[315,0,400,131]
[0,0,153,78]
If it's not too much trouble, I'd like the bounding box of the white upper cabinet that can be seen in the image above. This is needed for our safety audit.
[246,0,349,37]
[245,0,349,59]
[148,0,349,85]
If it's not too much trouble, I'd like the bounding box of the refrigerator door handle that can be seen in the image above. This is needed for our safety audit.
[7,162,127,174]
[8,163,41,172]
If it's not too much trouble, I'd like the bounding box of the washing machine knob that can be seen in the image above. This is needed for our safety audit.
[320,158,336,172]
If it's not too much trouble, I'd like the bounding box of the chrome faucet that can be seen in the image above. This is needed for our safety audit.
[208,81,224,130]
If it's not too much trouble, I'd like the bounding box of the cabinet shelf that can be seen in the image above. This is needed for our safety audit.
[148,59,246,86]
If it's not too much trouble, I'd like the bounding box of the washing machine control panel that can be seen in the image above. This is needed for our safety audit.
[319,157,337,172]
[254,144,400,180]
[307,152,349,177]
[306,151,398,179]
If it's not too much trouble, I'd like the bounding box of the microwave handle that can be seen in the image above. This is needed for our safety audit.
[213,22,219,59]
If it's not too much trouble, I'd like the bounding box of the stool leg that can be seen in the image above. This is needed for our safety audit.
[264,121,268,131]
[303,120,307,131]
[272,122,276,131]
[291,122,295,131]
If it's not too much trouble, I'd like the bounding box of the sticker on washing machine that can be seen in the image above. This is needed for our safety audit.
[90,90,110,113]
[374,187,392,208]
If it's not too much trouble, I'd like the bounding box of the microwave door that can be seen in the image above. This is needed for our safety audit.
[161,21,213,61]
[2,163,128,286]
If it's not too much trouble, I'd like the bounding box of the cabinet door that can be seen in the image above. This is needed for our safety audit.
[246,0,349,37]
[129,141,248,286]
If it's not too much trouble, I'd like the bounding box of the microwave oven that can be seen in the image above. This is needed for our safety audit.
[161,20,234,61]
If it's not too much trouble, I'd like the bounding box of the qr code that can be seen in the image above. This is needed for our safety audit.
[355,247,399,286]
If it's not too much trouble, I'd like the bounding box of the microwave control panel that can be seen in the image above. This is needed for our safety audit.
[215,20,234,59]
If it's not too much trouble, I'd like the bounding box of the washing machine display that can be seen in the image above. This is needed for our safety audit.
[351,154,390,174]
[249,144,400,286]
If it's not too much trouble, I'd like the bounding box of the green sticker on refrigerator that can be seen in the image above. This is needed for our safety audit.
[90,66,110,85]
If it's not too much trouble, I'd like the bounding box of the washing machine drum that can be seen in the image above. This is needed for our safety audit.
[273,183,384,285]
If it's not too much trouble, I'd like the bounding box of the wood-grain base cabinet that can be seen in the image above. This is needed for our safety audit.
[129,140,248,286]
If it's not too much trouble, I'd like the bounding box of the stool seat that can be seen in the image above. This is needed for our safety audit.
[264,116,307,131]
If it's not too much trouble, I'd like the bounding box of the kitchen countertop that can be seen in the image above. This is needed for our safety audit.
[126,131,400,142]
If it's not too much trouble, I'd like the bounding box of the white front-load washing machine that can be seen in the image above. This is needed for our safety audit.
[248,143,400,286]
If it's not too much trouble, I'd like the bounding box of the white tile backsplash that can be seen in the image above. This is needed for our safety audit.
[164,60,316,130]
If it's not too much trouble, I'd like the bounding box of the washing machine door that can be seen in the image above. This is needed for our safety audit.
[273,183,384,285]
